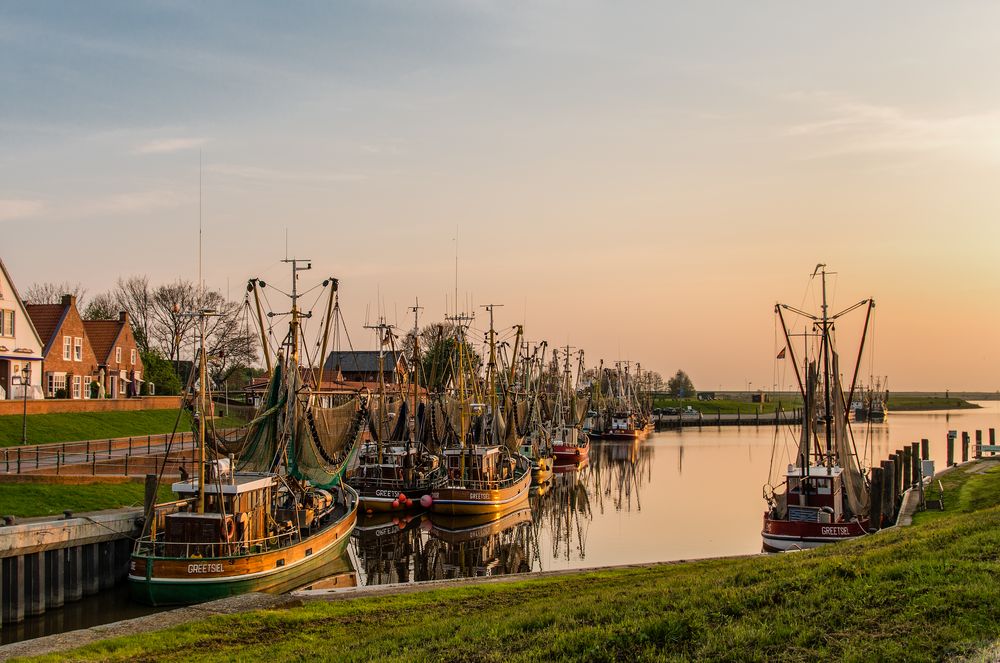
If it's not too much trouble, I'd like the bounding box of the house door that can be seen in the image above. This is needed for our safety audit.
[0,361,8,399]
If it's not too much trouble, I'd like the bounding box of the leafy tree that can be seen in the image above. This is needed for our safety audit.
[667,369,696,398]
[140,350,183,396]
[409,322,482,391]
[82,292,118,320]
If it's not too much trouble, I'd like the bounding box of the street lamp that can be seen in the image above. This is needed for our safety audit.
[20,364,31,444]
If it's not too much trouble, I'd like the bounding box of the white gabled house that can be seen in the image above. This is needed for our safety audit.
[0,257,44,400]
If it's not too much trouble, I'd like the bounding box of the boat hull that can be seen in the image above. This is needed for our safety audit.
[129,501,358,606]
[761,514,870,552]
[355,480,443,512]
[428,469,532,516]
[553,442,590,461]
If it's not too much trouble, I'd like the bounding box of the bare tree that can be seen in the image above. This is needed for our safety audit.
[114,276,154,353]
[23,282,87,305]
[150,280,200,365]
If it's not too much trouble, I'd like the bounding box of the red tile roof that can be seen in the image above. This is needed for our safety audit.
[24,303,67,353]
[82,320,124,364]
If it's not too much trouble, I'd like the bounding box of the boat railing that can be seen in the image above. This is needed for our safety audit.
[133,529,302,560]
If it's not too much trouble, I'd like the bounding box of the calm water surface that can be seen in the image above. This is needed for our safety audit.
[5,402,998,645]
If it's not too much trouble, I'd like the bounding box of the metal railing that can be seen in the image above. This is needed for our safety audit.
[1,431,198,475]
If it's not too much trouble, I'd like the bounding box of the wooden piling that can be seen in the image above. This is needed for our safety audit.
[992,428,997,456]
[947,433,955,467]
[901,447,912,491]
[911,442,921,487]
[976,430,983,459]
[883,459,896,521]
[921,438,929,461]
[869,466,884,531]
[962,432,970,463]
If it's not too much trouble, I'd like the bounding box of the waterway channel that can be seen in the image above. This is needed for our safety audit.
[5,402,998,646]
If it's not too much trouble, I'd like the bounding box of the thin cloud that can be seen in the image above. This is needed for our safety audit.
[0,198,44,222]
[207,163,366,184]
[73,190,189,217]
[783,93,1000,161]
[134,137,208,155]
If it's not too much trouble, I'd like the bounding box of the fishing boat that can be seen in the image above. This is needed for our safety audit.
[853,377,888,423]
[130,262,361,605]
[349,312,447,512]
[588,361,651,440]
[762,265,875,552]
[427,307,532,516]
[514,340,555,484]
[550,347,591,462]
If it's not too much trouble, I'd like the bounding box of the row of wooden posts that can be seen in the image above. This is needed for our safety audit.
[870,428,997,530]
[869,439,928,530]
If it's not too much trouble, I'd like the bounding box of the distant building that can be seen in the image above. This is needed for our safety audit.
[697,392,716,401]
[84,312,145,398]
[323,350,408,384]
[0,258,44,400]
[751,391,768,404]
[26,294,100,399]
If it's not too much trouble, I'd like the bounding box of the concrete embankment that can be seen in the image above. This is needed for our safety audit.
[0,509,141,627]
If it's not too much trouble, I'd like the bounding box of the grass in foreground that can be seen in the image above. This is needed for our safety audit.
[0,481,174,518]
[33,462,1000,661]
[0,409,248,447]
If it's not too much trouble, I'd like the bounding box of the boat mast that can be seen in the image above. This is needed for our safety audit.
[281,258,312,364]
[819,265,833,466]
[409,299,423,441]
[197,311,208,514]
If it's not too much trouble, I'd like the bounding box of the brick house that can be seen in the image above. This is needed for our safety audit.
[0,258,44,400]
[84,312,145,398]
[25,294,101,399]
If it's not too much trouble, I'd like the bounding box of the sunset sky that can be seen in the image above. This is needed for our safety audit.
[2,2,999,390]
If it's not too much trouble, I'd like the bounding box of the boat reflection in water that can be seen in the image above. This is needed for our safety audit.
[587,438,652,513]
[351,502,539,584]
[532,459,592,562]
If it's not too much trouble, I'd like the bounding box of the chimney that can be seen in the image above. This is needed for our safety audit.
[119,311,128,323]
[61,294,76,307]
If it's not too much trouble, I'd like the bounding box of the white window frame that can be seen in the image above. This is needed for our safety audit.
[72,375,82,399]
[47,372,67,398]
[130,348,136,365]
[115,346,122,363]
[74,337,83,361]
[120,377,127,395]
[63,336,72,361]
[0,309,5,336]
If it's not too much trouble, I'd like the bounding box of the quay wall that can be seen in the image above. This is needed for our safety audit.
[0,509,141,626]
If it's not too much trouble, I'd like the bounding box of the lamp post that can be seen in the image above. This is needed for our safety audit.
[21,364,31,444]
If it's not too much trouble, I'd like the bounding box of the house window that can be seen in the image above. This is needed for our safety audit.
[72,375,82,399]
[115,346,122,363]
[63,336,72,360]
[130,349,136,365]
[74,337,83,361]
[120,377,127,395]
[0,310,13,337]
[47,373,66,398]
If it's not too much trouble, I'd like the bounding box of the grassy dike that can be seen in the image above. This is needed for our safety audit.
[0,480,175,518]
[0,409,247,447]
[25,462,1000,662]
